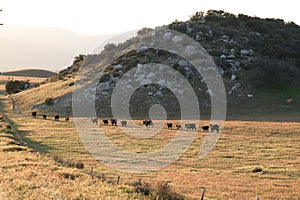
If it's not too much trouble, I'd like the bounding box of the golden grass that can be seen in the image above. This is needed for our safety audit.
[0,75,47,83]
[2,95,300,199]
[11,77,76,115]
[0,111,145,200]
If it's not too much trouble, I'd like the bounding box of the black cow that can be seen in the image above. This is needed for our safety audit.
[91,117,98,124]
[103,119,108,125]
[176,124,182,130]
[143,120,153,127]
[32,111,37,118]
[185,123,196,131]
[202,125,209,132]
[110,119,117,126]
[42,114,47,120]
[167,123,173,130]
[54,115,60,121]
[121,120,127,127]
[210,124,219,133]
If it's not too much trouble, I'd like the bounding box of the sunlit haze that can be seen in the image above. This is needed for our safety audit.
[1,0,299,35]
[0,0,299,71]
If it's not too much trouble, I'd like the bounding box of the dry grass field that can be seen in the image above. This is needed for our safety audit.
[1,95,299,199]
[0,75,47,82]
[0,112,141,200]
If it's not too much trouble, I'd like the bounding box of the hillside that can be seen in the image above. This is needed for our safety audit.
[11,10,300,120]
[3,69,57,78]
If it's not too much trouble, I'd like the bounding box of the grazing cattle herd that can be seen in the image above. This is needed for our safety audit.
[110,119,117,126]
[31,111,220,132]
[175,124,182,130]
[102,119,109,125]
[185,123,197,131]
[95,117,220,133]
[143,120,153,127]
[54,115,60,121]
[209,124,220,133]
[31,111,69,122]
[91,117,98,124]
[201,125,209,131]
[121,120,127,127]
[32,111,37,118]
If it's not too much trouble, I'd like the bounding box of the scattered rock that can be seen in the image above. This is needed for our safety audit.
[240,49,250,56]
[172,35,183,42]
[227,54,235,59]
[195,35,202,41]
[185,45,197,55]
[231,86,238,92]
[231,75,237,81]
[207,89,214,96]
[146,72,156,79]
[155,90,163,97]
[230,48,237,55]
[163,32,173,41]
[235,61,241,68]
[100,91,110,96]
[157,80,167,87]
[113,64,123,70]
[110,77,119,83]
[136,74,146,82]
[137,46,149,53]
[178,59,189,67]
[140,79,152,86]
[98,82,111,91]
[220,55,226,59]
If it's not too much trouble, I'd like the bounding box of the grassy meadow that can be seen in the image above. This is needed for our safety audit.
[1,95,299,199]
[0,111,139,200]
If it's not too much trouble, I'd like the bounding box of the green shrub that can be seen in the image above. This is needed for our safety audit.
[45,98,54,105]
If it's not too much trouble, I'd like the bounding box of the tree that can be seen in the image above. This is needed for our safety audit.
[5,80,27,94]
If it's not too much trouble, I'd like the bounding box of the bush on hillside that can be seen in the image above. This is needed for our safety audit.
[45,98,54,105]
[5,80,27,94]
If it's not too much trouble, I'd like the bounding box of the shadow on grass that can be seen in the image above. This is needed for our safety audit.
[18,129,56,154]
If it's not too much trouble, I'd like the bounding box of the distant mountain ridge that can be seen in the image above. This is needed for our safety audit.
[3,69,57,78]
[0,25,113,72]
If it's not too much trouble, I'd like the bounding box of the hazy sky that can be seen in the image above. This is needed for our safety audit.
[1,0,299,35]
[0,0,299,72]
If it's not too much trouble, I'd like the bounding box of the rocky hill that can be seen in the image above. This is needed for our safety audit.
[12,10,300,120]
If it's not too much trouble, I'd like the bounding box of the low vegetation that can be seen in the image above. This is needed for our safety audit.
[5,80,29,94]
